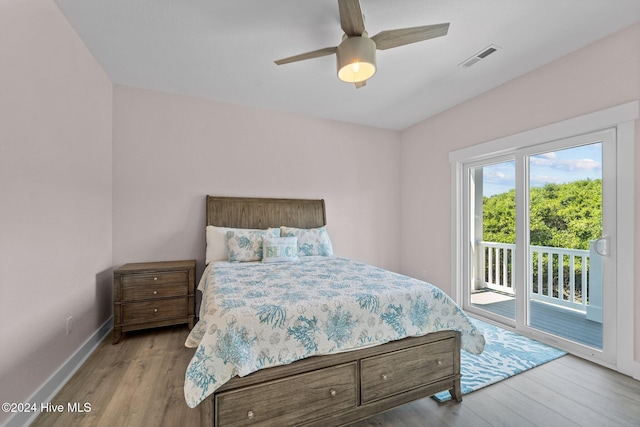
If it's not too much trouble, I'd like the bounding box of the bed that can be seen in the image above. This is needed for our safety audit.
[185,196,484,426]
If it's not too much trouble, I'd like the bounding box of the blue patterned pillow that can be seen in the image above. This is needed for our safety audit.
[280,226,333,256]
[226,228,280,262]
[262,236,299,263]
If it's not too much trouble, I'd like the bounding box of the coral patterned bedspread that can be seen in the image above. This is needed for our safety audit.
[184,256,485,407]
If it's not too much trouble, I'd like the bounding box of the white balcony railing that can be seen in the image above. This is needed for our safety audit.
[476,241,515,295]
[476,241,602,321]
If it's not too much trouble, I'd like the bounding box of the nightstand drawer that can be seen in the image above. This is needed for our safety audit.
[122,271,188,287]
[122,282,188,301]
[122,297,189,324]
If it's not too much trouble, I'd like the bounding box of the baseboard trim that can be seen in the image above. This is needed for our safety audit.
[3,317,113,427]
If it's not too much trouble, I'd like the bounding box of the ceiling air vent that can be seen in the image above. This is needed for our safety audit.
[459,44,501,68]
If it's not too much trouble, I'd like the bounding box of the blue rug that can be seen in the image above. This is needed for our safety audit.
[433,318,566,402]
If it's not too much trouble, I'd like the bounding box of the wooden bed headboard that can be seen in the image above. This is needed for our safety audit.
[206,196,326,229]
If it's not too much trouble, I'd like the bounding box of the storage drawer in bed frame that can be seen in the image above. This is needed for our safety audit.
[212,330,461,427]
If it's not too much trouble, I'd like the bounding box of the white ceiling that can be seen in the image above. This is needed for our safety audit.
[53,0,640,130]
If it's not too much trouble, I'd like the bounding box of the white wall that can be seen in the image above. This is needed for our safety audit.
[399,23,640,358]
[112,85,401,277]
[0,0,113,423]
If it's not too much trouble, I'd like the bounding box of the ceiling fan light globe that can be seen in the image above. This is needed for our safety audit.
[338,61,376,83]
[337,36,376,83]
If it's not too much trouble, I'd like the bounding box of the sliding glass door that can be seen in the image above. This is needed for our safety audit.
[462,128,616,364]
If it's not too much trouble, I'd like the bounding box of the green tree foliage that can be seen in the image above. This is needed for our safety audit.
[483,188,516,244]
[483,179,602,250]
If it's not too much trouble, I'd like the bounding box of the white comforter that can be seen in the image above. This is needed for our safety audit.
[184,256,485,407]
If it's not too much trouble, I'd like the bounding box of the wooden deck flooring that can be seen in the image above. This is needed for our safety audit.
[30,324,640,427]
[471,290,602,348]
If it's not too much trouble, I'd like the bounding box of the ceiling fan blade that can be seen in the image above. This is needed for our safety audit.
[274,47,337,65]
[355,80,367,89]
[371,23,449,50]
[338,0,365,36]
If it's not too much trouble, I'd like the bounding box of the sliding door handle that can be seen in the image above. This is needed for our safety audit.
[594,237,609,257]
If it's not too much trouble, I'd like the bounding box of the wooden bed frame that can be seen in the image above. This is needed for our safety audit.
[204,196,461,426]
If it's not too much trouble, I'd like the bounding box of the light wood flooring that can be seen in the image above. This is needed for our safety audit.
[32,325,640,427]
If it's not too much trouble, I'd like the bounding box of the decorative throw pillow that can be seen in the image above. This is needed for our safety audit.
[280,226,333,257]
[226,228,280,262]
[262,236,299,263]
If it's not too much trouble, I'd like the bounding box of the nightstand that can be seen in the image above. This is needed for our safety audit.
[113,260,196,344]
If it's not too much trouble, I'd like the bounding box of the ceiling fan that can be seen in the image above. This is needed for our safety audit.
[274,0,449,88]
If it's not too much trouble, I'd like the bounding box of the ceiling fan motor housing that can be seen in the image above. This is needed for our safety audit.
[336,36,377,83]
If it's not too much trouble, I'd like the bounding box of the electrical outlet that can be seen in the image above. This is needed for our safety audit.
[66,316,73,334]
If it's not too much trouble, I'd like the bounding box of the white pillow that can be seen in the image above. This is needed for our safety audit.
[206,226,237,264]
[262,236,299,263]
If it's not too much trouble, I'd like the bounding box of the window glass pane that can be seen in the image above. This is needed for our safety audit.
[527,143,603,349]
[469,161,516,321]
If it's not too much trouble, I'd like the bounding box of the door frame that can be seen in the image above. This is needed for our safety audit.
[449,101,637,375]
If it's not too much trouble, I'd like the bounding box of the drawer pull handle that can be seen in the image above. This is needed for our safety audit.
[247,410,255,419]
[437,359,443,366]
[153,277,158,281]
[381,374,388,381]
[330,389,337,397]
[154,308,158,313]
[153,290,158,295]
